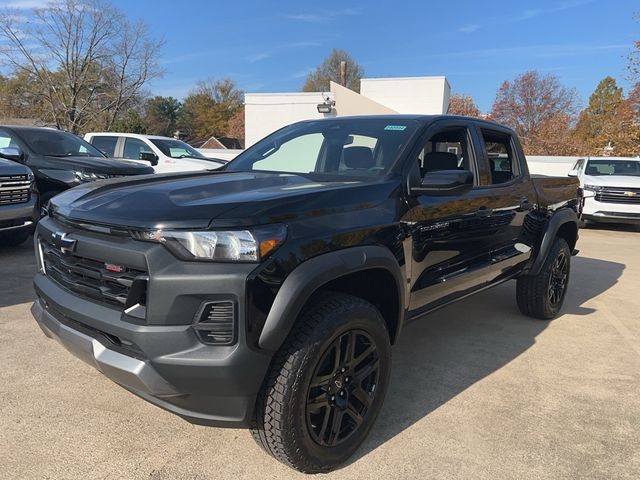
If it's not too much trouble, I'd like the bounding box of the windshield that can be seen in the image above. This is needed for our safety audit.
[150,138,208,159]
[18,129,105,157]
[226,118,420,179]
[585,159,640,177]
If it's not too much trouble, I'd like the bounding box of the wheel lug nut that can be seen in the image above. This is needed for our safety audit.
[330,395,335,401]
[345,377,350,383]
[339,391,345,397]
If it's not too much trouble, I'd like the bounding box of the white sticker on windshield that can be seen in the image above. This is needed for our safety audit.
[384,125,407,131]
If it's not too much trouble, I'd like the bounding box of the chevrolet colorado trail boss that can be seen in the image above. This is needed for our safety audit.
[31,115,580,473]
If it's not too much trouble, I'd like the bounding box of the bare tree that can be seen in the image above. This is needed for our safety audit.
[489,71,579,155]
[0,0,163,133]
[628,15,640,81]
[303,49,364,93]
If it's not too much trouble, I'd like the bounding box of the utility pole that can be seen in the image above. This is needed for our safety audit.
[339,61,346,87]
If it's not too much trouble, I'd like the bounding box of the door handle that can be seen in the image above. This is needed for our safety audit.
[520,198,533,211]
[475,207,493,218]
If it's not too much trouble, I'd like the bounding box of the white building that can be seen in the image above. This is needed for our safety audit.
[243,75,451,147]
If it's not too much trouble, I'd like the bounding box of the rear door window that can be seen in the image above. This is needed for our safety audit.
[481,129,520,185]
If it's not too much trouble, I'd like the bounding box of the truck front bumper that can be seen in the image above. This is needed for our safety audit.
[31,216,273,428]
[582,197,640,224]
[0,196,38,233]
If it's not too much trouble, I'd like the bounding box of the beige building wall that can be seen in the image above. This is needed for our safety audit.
[360,76,450,114]
[329,81,396,115]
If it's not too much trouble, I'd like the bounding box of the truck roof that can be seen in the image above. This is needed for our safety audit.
[290,114,511,131]
[87,132,179,141]
[1,125,60,133]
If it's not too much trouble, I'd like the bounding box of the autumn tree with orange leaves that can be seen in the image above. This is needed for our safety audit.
[447,94,482,117]
[489,71,580,155]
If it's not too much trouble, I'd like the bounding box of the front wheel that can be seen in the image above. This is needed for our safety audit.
[516,237,571,319]
[251,292,391,473]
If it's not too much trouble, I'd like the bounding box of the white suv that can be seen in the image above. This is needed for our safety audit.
[569,156,640,225]
[84,133,226,173]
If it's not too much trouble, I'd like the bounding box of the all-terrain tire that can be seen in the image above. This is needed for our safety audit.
[250,292,391,473]
[517,237,571,320]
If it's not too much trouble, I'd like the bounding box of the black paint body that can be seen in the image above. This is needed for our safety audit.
[0,126,154,203]
[30,115,580,427]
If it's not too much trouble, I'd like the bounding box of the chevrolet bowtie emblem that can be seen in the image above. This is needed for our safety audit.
[51,231,76,254]
[623,191,637,197]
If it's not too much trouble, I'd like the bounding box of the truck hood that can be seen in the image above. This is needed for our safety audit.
[50,171,394,229]
[38,155,154,174]
[583,175,640,188]
[0,157,31,176]
[158,157,223,172]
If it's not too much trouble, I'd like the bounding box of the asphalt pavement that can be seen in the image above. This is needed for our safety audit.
[1,226,639,479]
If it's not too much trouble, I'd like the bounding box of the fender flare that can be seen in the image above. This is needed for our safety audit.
[258,245,405,352]
[528,208,578,276]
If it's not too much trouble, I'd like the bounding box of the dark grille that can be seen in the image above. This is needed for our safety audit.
[194,301,236,345]
[0,174,31,205]
[40,236,147,309]
[595,186,640,204]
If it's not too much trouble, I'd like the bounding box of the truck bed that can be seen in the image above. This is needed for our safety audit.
[530,174,580,209]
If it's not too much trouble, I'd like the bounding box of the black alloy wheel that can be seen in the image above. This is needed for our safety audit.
[548,250,569,306]
[306,329,380,447]
[516,237,571,320]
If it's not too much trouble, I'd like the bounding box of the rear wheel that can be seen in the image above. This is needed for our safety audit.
[517,237,571,320]
[251,292,391,473]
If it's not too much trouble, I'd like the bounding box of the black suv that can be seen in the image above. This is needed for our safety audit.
[0,156,38,246]
[0,126,154,208]
[30,115,580,472]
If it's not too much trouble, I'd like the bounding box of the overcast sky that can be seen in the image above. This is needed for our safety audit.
[2,0,638,112]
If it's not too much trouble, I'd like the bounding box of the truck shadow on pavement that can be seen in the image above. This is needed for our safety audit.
[0,238,37,308]
[352,255,624,466]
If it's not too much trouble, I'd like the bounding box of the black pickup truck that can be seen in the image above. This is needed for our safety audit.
[0,156,38,246]
[0,126,154,209]
[30,115,580,472]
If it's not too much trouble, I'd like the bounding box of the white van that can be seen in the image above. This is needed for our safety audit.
[84,133,226,173]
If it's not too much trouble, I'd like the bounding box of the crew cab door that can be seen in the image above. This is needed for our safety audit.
[474,126,533,277]
[121,137,159,169]
[402,120,524,317]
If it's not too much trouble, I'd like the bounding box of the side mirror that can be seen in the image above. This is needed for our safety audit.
[568,169,578,177]
[0,147,23,162]
[139,151,159,166]
[411,170,474,196]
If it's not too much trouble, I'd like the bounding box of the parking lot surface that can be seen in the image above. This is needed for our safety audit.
[1,227,639,479]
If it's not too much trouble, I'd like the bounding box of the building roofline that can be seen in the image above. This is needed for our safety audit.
[361,75,448,82]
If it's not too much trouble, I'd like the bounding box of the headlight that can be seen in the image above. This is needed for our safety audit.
[27,172,36,191]
[583,184,602,192]
[74,171,110,182]
[131,224,287,262]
